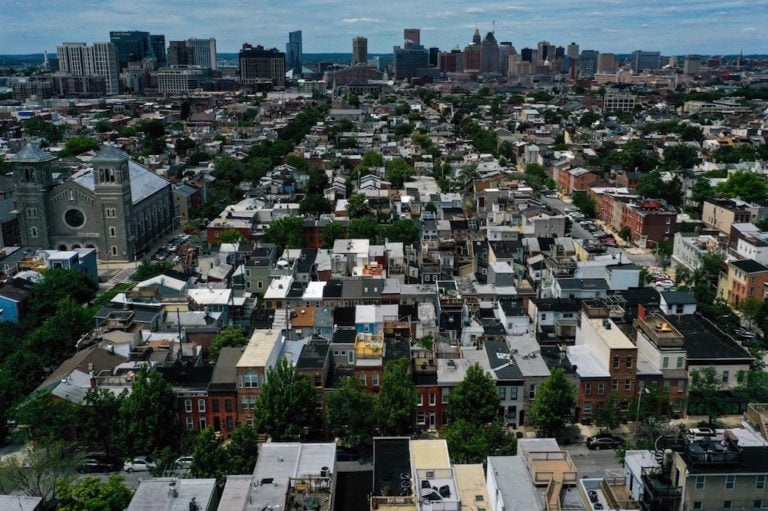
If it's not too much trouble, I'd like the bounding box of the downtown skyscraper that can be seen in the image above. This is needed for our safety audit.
[286,30,302,76]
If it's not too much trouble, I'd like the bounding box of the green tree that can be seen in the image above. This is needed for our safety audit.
[361,150,384,168]
[662,144,700,170]
[739,297,763,329]
[56,475,134,511]
[119,368,180,454]
[689,367,725,425]
[326,376,378,449]
[572,191,598,218]
[636,170,684,207]
[226,425,260,474]
[593,392,624,429]
[131,260,174,281]
[190,427,227,478]
[447,364,499,424]
[306,167,329,194]
[209,327,248,362]
[13,391,78,442]
[263,215,306,255]
[346,193,371,219]
[618,226,632,242]
[79,388,125,456]
[716,171,768,201]
[347,217,378,240]
[27,298,93,373]
[286,154,309,172]
[217,229,245,245]
[378,358,417,435]
[322,221,345,248]
[25,268,98,326]
[524,163,548,190]
[254,358,318,440]
[530,368,576,436]
[300,194,333,215]
[442,419,516,463]
[23,117,66,143]
[386,157,414,189]
[0,440,80,505]
[380,219,420,246]
[690,178,715,204]
[60,136,100,157]
[175,136,196,157]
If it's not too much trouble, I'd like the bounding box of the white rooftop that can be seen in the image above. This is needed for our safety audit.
[567,345,610,378]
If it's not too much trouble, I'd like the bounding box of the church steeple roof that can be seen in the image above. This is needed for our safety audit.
[91,144,129,163]
[11,142,54,163]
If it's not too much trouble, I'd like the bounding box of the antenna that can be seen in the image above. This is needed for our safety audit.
[492,21,496,34]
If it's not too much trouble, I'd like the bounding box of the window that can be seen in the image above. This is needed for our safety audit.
[676,357,684,369]
[755,501,763,509]
[757,475,766,489]
[27,208,38,219]
[624,379,632,392]
[429,393,436,406]
[347,351,354,364]
[662,357,669,369]
[722,371,729,384]
[598,383,605,395]
[241,397,248,411]
[611,379,618,392]
[725,475,735,490]
[417,412,426,425]
[677,379,686,393]
[510,387,518,400]
[198,399,206,413]
[360,373,367,386]
[244,370,258,388]
[613,356,620,369]
[372,373,379,387]
[664,380,671,391]
[499,387,506,400]
[442,389,449,404]
[529,384,536,399]
[246,417,253,427]
[30,226,38,238]
[475,495,484,502]
[257,281,263,289]
[199,418,207,430]
[111,246,117,256]
[626,356,633,369]
[249,397,256,409]
[314,373,322,387]
[695,476,705,489]
[184,399,192,413]
[583,403,593,415]
[109,226,116,237]
[723,501,732,509]
[186,416,194,429]
[585,383,592,395]
[225,399,232,413]
[417,393,424,406]
[692,503,702,510]
[226,417,234,431]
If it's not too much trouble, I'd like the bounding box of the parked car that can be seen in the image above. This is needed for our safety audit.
[175,456,194,469]
[586,435,625,450]
[124,455,157,472]
[77,455,121,473]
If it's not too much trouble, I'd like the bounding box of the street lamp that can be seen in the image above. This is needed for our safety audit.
[634,387,651,440]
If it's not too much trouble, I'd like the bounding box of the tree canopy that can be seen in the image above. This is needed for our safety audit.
[716,171,768,201]
[119,368,180,454]
[378,358,417,435]
[209,327,249,362]
[326,376,378,449]
[346,193,371,219]
[56,475,134,511]
[530,368,576,435]
[386,157,414,189]
[59,136,100,157]
[446,364,499,424]
[263,215,306,255]
[380,219,420,246]
[254,358,319,440]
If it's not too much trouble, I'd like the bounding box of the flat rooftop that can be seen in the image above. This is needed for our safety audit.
[587,317,635,349]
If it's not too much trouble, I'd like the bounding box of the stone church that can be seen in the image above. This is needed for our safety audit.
[11,143,174,262]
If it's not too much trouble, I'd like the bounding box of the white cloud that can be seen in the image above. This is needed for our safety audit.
[340,17,382,24]
[741,26,757,32]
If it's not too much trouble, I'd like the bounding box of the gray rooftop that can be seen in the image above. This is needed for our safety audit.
[127,477,217,511]
[11,143,54,162]
[91,144,129,163]
[72,159,170,205]
[487,456,541,511]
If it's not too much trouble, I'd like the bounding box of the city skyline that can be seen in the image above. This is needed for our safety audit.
[1,0,767,57]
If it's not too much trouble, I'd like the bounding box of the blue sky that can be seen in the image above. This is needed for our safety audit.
[1,0,766,55]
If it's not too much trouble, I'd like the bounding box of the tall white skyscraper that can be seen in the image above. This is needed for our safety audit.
[57,42,120,95]
[187,38,217,70]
